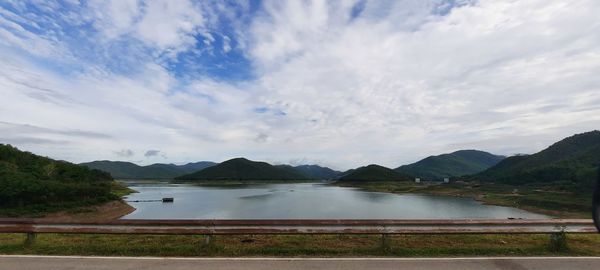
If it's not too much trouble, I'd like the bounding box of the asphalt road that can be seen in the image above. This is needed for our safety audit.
[1,255,600,270]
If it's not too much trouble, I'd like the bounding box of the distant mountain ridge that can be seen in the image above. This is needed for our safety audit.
[472,130,600,189]
[396,150,505,180]
[292,165,341,180]
[338,164,411,182]
[82,159,340,180]
[175,158,312,181]
[80,160,216,179]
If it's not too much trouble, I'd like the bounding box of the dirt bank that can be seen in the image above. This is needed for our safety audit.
[38,200,135,222]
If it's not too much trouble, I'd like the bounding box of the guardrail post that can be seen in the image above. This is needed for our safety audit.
[549,228,568,252]
[380,234,390,250]
[204,235,213,245]
[24,233,36,247]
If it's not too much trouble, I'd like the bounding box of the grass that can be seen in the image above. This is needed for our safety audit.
[111,181,136,197]
[1,233,600,257]
[334,181,594,218]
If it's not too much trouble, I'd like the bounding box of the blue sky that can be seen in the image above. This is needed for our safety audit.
[1,0,599,170]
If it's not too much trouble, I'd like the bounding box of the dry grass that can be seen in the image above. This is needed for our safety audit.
[1,233,600,257]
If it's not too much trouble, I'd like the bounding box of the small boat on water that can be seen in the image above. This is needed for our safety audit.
[162,197,174,203]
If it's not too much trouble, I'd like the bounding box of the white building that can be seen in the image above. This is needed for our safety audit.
[415,178,421,183]
[443,178,450,183]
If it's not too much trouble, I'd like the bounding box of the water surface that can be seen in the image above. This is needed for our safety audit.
[121,182,548,219]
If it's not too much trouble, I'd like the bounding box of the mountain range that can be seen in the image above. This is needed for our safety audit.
[337,164,411,182]
[80,160,216,179]
[396,150,505,180]
[78,130,599,185]
[293,164,341,180]
[82,151,501,181]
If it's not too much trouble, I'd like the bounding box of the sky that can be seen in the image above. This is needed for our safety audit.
[1,0,599,170]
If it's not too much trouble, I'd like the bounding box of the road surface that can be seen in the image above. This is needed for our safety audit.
[1,255,599,270]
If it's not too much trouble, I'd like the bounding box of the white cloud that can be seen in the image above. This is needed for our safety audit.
[1,0,600,170]
[222,35,231,53]
[88,0,205,52]
[88,0,141,39]
[243,0,600,167]
[135,0,204,50]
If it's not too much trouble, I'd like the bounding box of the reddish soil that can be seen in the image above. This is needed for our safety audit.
[38,200,135,222]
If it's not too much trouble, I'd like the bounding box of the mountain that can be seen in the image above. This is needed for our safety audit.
[472,131,600,189]
[0,144,116,212]
[337,164,411,181]
[80,160,216,179]
[175,158,311,181]
[293,165,341,180]
[395,150,505,180]
[177,161,217,174]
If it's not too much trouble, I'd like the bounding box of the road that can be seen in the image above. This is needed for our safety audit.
[1,255,600,270]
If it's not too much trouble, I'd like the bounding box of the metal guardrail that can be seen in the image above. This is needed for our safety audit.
[0,219,596,235]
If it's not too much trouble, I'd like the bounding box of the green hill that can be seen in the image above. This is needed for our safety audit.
[175,158,311,181]
[80,160,216,179]
[472,131,600,189]
[396,150,505,180]
[0,144,117,215]
[177,161,218,174]
[294,165,341,180]
[337,164,411,182]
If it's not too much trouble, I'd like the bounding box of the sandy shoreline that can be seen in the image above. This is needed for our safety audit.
[38,200,135,222]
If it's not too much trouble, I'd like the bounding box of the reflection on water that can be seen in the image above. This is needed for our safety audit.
[120,181,548,220]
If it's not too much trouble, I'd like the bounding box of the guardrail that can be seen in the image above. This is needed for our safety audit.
[0,219,596,248]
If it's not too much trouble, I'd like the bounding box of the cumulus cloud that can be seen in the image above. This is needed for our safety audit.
[88,0,205,52]
[1,0,599,169]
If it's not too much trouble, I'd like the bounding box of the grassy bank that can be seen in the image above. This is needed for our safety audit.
[334,181,593,218]
[1,233,599,257]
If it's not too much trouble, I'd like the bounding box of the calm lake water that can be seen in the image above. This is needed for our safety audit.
[121,181,548,219]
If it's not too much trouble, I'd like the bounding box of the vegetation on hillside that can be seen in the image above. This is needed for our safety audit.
[337,164,411,182]
[0,144,117,216]
[80,160,216,179]
[471,131,600,191]
[396,150,504,180]
[293,164,341,180]
[175,158,311,181]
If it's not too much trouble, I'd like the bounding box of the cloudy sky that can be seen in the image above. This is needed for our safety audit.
[1,0,599,170]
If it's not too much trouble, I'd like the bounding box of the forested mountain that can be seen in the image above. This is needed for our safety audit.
[0,144,116,213]
[294,165,341,180]
[337,164,411,182]
[472,131,600,189]
[80,160,216,179]
[176,161,217,174]
[175,158,311,181]
[396,150,505,180]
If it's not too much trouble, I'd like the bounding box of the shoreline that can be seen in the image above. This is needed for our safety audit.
[333,181,591,219]
[37,200,136,222]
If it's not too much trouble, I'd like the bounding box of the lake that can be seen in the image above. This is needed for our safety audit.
[121,182,548,219]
